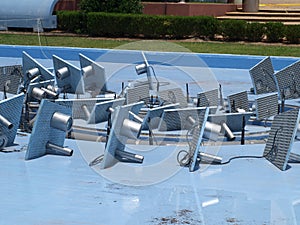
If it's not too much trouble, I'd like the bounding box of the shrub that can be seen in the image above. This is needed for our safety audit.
[194,16,219,40]
[220,20,247,41]
[87,13,147,37]
[285,25,300,44]
[87,13,193,39]
[140,15,168,38]
[86,13,220,39]
[80,0,143,14]
[58,11,297,43]
[79,0,104,13]
[164,16,195,39]
[245,22,264,42]
[264,22,285,43]
[57,11,87,34]
[109,0,143,14]
[87,13,124,37]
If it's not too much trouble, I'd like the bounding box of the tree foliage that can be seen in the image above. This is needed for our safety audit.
[79,0,143,14]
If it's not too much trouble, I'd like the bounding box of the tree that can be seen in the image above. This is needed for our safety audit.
[79,0,105,12]
[80,0,143,14]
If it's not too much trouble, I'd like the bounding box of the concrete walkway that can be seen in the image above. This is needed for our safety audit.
[260,0,300,9]
[218,0,300,25]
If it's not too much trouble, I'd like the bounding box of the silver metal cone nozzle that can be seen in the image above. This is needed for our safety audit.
[221,121,235,141]
[50,112,73,132]
[199,152,222,164]
[41,87,59,99]
[47,85,59,93]
[108,107,114,113]
[56,67,69,80]
[46,142,73,156]
[204,121,221,141]
[135,63,147,75]
[187,115,196,126]
[0,114,13,130]
[26,67,40,80]
[120,118,142,139]
[31,87,46,100]
[115,149,144,164]
[81,104,91,120]
[82,65,93,77]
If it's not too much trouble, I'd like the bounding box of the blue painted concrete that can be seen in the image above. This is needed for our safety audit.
[3,44,297,98]
[0,45,298,70]
[0,44,300,225]
[1,135,300,225]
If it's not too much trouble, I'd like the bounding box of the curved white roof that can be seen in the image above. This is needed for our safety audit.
[0,0,59,30]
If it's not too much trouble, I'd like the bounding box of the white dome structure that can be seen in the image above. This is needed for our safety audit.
[0,0,59,31]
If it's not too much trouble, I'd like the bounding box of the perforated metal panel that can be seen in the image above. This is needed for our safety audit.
[55,98,110,120]
[158,107,207,131]
[101,102,144,169]
[249,56,277,94]
[0,93,24,146]
[255,93,278,120]
[274,60,300,100]
[25,99,72,160]
[197,89,219,107]
[22,51,54,88]
[188,107,209,172]
[126,84,149,104]
[0,65,23,94]
[79,53,107,94]
[227,91,249,113]
[263,108,300,171]
[87,98,125,124]
[142,103,179,130]
[159,88,187,107]
[53,55,85,94]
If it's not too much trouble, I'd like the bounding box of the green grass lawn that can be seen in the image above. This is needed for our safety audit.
[0,32,299,57]
[179,41,300,57]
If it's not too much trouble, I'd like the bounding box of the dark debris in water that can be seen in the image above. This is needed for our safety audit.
[151,209,201,225]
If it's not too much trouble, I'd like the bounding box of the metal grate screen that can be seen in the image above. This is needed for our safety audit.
[126,84,149,105]
[0,65,23,94]
[263,108,300,171]
[0,93,24,146]
[249,56,277,95]
[197,89,219,107]
[274,60,300,100]
[227,91,249,113]
[158,107,207,131]
[25,100,72,160]
[53,55,85,94]
[159,87,187,107]
[255,93,278,120]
